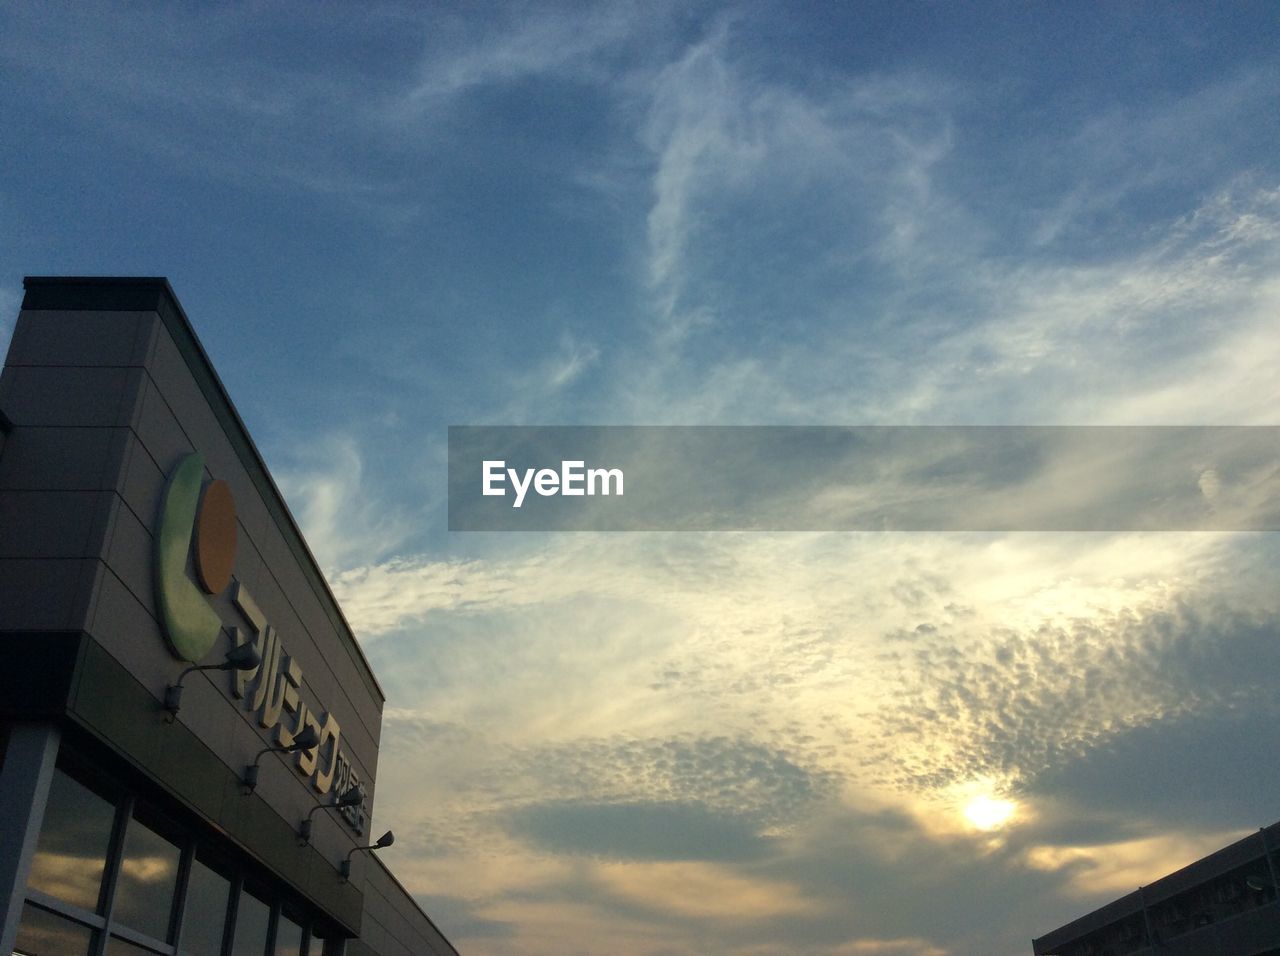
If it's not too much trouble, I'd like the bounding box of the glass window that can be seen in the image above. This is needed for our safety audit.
[309,922,340,956]
[26,766,117,911]
[180,855,232,956]
[13,901,96,956]
[230,889,271,956]
[111,810,182,941]
[274,913,305,955]
[107,935,165,955]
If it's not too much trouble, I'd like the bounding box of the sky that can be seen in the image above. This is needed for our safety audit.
[3,3,1280,954]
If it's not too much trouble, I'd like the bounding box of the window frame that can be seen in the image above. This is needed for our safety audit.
[21,751,317,956]
[12,895,103,956]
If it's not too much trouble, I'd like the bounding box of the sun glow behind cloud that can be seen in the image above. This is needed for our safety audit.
[355,180,1280,950]
[963,795,1017,833]
[353,528,1280,953]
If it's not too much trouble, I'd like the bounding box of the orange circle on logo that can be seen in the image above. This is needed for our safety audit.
[194,479,236,594]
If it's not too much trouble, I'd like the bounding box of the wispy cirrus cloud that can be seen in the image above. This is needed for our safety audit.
[637,21,959,357]
[392,3,649,112]
[0,284,19,358]
[904,182,1280,426]
[274,433,423,572]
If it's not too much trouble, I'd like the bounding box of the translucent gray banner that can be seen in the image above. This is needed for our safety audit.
[447,426,1280,531]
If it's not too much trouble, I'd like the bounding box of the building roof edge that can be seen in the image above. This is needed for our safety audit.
[20,276,386,704]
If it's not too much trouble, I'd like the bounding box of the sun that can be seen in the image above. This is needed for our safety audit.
[964,794,1017,831]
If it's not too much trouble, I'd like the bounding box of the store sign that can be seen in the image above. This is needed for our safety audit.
[156,452,367,834]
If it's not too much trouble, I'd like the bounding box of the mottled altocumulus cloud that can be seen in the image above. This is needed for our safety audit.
[378,720,841,855]
[873,594,1280,794]
[360,530,1280,954]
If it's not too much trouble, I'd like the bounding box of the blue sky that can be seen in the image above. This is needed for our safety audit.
[3,3,1280,954]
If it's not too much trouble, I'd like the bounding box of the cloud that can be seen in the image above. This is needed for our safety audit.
[389,794,1078,955]
[342,529,1278,837]
[931,183,1280,426]
[873,588,1280,796]
[502,734,842,824]
[636,20,958,359]
[594,859,819,920]
[612,27,1280,430]
[275,433,418,572]
[1028,710,1280,834]
[823,943,948,956]
[401,797,1081,956]
[1023,829,1248,899]
[352,525,1278,954]
[545,333,602,389]
[624,178,1280,428]
[1023,67,1280,249]
[394,4,645,111]
[0,284,18,357]
[509,801,769,862]
[0,6,410,208]
[373,714,842,862]
[413,894,517,941]
[9,9,1267,953]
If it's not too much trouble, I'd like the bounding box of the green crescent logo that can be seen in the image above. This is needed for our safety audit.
[156,452,234,662]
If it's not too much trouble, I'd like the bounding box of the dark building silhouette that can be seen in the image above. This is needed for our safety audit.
[1034,823,1280,956]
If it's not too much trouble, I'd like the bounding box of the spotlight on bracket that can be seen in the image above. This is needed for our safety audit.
[164,642,261,720]
[298,785,363,846]
[340,830,395,882]
[242,726,322,794]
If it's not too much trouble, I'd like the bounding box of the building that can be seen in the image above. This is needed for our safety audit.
[0,277,458,956]
[1033,823,1280,956]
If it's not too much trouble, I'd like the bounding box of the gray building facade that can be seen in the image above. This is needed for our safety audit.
[0,277,457,956]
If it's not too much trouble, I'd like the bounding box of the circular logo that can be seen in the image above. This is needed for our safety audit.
[155,453,238,662]
[195,479,236,594]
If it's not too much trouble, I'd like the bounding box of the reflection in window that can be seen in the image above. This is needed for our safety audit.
[107,934,164,955]
[181,856,232,956]
[13,901,96,956]
[26,767,116,911]
[274,912,305,955]
[230,889,271,956]
[112,811,181,942]
[19,749,326,956]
